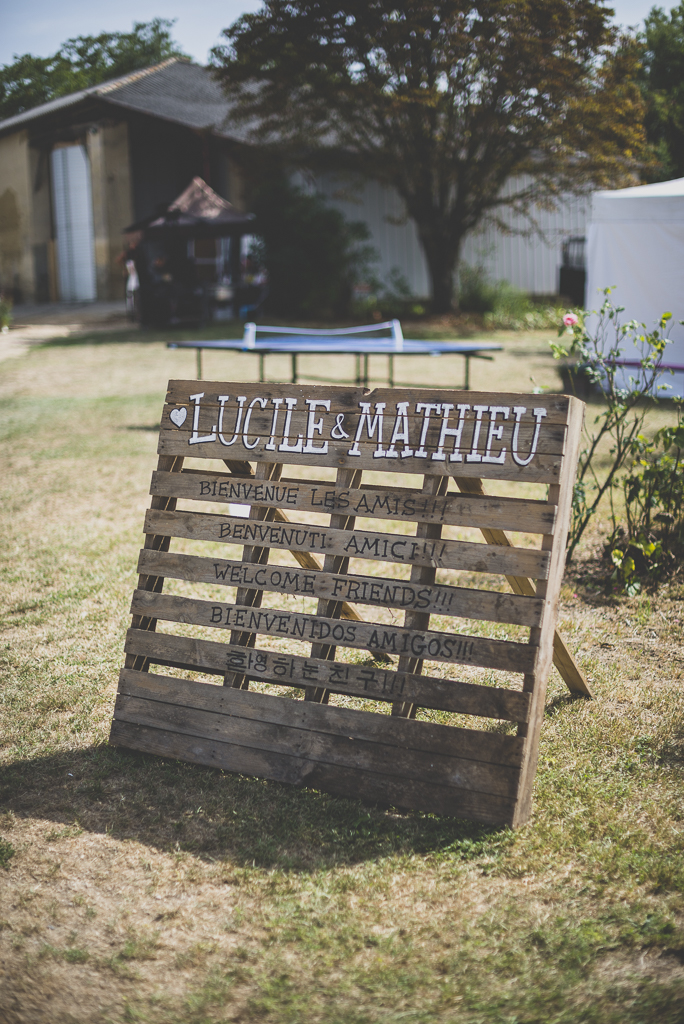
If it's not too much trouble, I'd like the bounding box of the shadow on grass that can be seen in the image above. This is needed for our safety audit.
[0,743,512,872]
[35,322,246,348]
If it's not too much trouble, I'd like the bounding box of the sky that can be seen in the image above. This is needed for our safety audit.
[0,0,670,68]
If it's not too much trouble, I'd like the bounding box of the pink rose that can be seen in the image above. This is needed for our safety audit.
[563,313,579,327]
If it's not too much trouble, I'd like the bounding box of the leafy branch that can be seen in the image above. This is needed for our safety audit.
[551,290,675,561]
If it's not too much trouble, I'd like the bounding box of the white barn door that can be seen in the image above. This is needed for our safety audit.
[51,144,97,302]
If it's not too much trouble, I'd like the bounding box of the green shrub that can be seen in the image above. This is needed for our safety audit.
[551,290,677,563]
[610,411,684,591]
[350,268,427,321]
[250,176,376,320]
[458,263,501,313]
[0,837,15,869]
[458,265,563,328]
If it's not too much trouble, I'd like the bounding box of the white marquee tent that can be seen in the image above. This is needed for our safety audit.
[587,177,684,397]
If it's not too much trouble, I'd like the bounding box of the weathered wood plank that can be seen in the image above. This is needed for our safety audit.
[116,669,525,765]
[114,693,520,796]
[512,396,586,826]
[163,381,573,423]
[306,466,362,702]
[109,719,519,825]
[123,629,533,719]
[159,384,568,481]
[150,471,557,534]
[136,548,544,640]
[160,434,562,483]
[392,474,448,719]
[161,405,567,456]
[224,461,282,688]
[130,589,540,670]
[125,453,184,672]
[144,508,551,580]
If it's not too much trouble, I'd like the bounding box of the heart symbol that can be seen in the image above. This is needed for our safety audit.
[170,407,187,428]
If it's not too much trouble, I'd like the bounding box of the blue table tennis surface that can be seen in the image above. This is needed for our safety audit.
[169,338,501,354]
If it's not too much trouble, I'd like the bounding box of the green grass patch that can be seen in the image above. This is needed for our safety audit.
[0,332,682,1023]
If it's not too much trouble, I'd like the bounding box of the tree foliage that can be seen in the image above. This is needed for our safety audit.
[641,1,684,178]
[0,19,188,121]
[212,0,648,311]
[250,173,375,319]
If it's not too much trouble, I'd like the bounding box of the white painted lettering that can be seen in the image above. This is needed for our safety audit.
[188,392,217,445]
[415,403,441,458]
[466,405,489,462]
[278,398,304,453]
[303,399,330,454]
[512,406,547,466]
[348,402,387,457]
[482,406,510,464]
[385,401,414,458]
[265,398,283,451]
[242,396,267,450]
[432,403,470,461]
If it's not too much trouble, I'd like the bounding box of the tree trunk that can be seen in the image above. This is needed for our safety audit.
[417,228,461,314]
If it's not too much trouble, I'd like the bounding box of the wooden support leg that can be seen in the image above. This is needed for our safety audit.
[454,476,592,698]
[223,462,282,689]
[196,348,202,380]
[125,454,185,673]
[392,474,450,718]
[291,353,297,384]
[306,467,363,703]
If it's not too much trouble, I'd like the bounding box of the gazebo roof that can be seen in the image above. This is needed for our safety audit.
[126,177,254,236]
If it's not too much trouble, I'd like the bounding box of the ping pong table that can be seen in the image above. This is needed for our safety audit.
[168,319,502,389]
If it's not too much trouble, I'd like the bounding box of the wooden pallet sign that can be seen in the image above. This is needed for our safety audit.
[110,381,586,826]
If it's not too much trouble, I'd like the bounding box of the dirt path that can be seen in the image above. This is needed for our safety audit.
[0,302,134,363]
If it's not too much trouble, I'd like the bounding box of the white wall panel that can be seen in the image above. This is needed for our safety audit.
[319,173,588,298]
[51,144,97,302]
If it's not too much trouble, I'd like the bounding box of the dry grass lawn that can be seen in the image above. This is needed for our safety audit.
[1,325,683,1024]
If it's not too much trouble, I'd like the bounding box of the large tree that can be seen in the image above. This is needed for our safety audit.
[212,0,647,311]
[0,19,188,121]
[640,1,684,179]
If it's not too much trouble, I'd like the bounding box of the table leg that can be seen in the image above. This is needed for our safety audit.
[196,348,202,380]
[291,353,298,384]
[363,353,369,388]
[464,354,471,390]
[259,352,265,382]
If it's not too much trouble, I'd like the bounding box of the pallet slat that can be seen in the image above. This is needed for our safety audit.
[144,508,551,579]
[118,670,525,763]
[135,548,543,631]
[159,407,568,455]
[114,692,520,796]
[123,629,533,720]
[151,471,556,534]
[158,442,561,482]
[109,719,519,825]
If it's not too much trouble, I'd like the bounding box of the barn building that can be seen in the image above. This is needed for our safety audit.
[0,57,587,308]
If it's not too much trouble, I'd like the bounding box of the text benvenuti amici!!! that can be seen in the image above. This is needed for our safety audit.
[110,382,588,828]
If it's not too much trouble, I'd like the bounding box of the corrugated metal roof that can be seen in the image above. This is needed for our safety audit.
[0,58,244,139]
